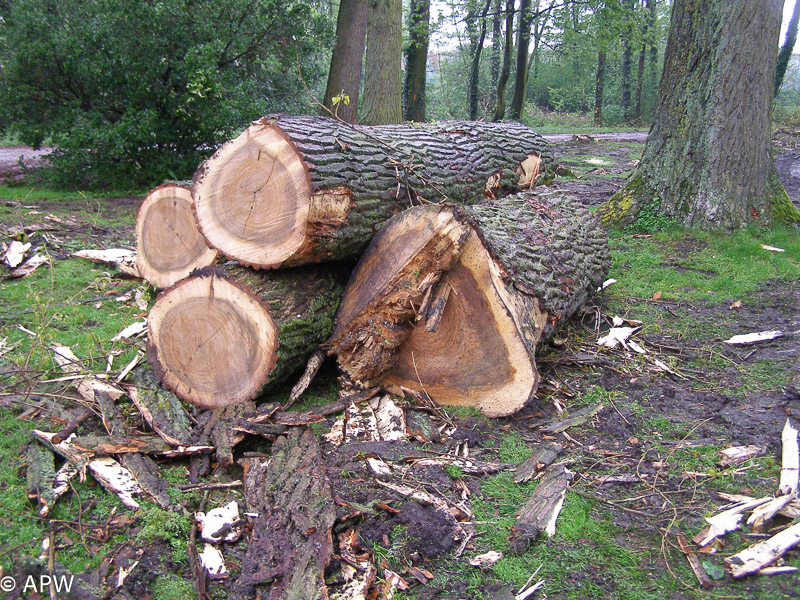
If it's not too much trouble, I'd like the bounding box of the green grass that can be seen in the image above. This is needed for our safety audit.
[469,475,688,600]
[607,227,800,301]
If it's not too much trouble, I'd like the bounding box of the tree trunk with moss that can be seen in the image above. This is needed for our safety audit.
[403,0,430,122]
[600,0,800,229]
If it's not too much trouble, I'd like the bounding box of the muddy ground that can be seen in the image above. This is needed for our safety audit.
[1,134,799,600]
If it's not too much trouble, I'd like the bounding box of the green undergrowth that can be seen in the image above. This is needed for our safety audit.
[607,226,800,301]
[467,477,686,600]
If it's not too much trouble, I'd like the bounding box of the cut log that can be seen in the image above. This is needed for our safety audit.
[146,264,343,409]
[329,193,610,417]
[135,183,218,289]
[192,116,552,269]
[234,427,336,600]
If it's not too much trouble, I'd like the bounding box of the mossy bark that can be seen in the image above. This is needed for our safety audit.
[600,0,800,229]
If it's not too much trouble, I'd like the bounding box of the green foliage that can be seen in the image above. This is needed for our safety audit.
[624,198,675,233]
[497,432,532,463]
[0,0,333,189]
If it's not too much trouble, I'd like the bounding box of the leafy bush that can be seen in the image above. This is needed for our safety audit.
[0,0,333,189]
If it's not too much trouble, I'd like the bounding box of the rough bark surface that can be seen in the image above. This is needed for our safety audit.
[361,0,403,125]
[600,0,800,228]
[125,365,192,446]
[331,193,609,417]
[193,116,552,268]
[146,264,343,408]
[509,464,573,552]
[135,183,218,289]
[322,0,369,123]
[234,427,336,600]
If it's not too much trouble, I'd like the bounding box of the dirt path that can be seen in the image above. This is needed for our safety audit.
[0,145,53,182]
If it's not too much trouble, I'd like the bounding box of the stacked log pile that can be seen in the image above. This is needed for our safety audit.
[136,115,609,414]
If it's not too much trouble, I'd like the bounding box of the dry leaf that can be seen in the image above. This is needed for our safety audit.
[652,290,662,301]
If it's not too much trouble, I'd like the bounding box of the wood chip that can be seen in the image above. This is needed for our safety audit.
[747,419,798,530]
[693,496,772,547]
[196,501,242,543]
[677,534,713,589]
[72,248,141,278]
[723,331,784,345]
[199,544,229,579]
[514,442,564,483]
[470,551,503,568]
[9,253,48,278]
[3,240,31,267]
[717,445,765,468]
[540,403,603,433]
[725,520,800,578]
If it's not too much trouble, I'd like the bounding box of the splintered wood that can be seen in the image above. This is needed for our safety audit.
[694,419,800,579]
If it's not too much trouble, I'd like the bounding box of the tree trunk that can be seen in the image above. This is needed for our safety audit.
[647,0,658,95]
[491,0,502,93]
[192,116,553,268]
[468,0,492,120]
[594,50,606,126]
[329,193,610,417]
[234,428,335,600]
[403,0,430,122]
[776,0,800,96]
[620,0,634,120]
[634,38,646,119]
[493,0,514,121]
[361,0,403,125]
[322,0,368,123]
[600,0,800,229]
[146,264,344,409]
[135,184,218,289]
[509,0,533,120]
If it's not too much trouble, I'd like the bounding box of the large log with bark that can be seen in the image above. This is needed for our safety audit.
[234,427,336,600]
[329,193,609,417]
[192,116,552,269]
[135,183,218,288]
[146,265,343,409]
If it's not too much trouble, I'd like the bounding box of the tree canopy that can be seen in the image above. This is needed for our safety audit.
[0,0,333,188]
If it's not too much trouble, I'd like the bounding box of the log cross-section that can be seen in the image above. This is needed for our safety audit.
[329,193,610,417]
[146,265,343,409]
[135,183,218,288]
[192,116,552,269]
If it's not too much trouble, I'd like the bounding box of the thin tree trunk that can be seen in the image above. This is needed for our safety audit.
[491,0,502,92]
[776,0,800,96]
[594,51,606,126]
[361,0,402,125]
[322,0,368,124]
[647,0,658,107]
[634,43,645,119]
[403,0,430,121]
[601,0,800,229]
[510,0,533,120]
[468,0,492,120]
[620,0,634,119]
[493,0,514,121]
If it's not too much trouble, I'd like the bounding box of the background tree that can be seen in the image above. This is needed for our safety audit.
[0,0,332,189]
[466,0,492,120]
[776,0,800,97]
[361,0,403,124]
[493,0,515,121]
[403,0,431,122]
[323,0,369,123]
[509,0,533,120]
[600,0,800,229]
